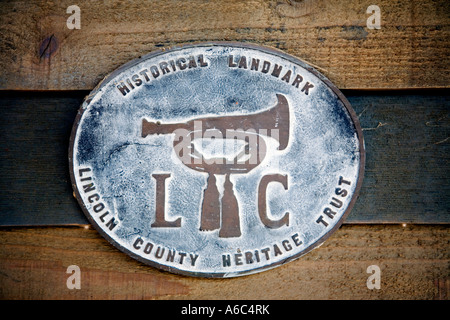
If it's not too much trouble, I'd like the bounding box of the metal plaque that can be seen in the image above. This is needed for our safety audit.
[69,42,365,277]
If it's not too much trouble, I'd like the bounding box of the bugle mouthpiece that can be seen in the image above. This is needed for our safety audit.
[142,118,188,137]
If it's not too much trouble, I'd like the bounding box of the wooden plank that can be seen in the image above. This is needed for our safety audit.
[350,91,450,223]
[0,0,449,90]
[0,92,86,225]
[0,91,448,226]
[0,225,448,299]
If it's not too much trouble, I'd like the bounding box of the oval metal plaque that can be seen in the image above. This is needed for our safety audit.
[69,42,365,277]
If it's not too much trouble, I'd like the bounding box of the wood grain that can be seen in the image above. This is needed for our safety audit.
[0,0,448,90]
[0,225,448,299]
[350,91,450,224]
[0,91,448,226]
[0,92,84,225]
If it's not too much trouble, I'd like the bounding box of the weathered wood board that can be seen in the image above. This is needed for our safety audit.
[0,0,449,90]
[0,225,448,300]
[0,91,448,226]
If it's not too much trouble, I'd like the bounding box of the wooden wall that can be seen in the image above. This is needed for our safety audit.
[0,0,448,300]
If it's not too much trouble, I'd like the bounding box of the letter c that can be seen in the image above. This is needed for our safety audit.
[133,237,144,250]
[257,174,289,228]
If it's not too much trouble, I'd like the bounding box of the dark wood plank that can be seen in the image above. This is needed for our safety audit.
[0,92,87,225]
[0,91,448,225]
[0,225,448,299]
[350,91,450,223]
[0,0,449,90]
